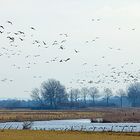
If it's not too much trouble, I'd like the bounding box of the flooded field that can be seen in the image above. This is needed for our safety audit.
[0,119,140,132]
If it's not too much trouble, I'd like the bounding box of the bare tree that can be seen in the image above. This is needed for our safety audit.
[69,89,80,107]
[69,89,74,104]
[104,88,112,106]
[81,87,89,105]
[69,89,80,103]
[31,79,68,109]
[89,87,99,106]
[31,88,42,105]
[127,82,140,107]
[73,89,80,103]
[116,89,126,108]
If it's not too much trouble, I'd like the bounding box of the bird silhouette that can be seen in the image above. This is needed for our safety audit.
[0,25,4,29]
[31,27,36,30]
[7,21,12,25]
[74,50,79,53]
[64,58,70,62]
[18,31,24,34]
[43,41,46,45]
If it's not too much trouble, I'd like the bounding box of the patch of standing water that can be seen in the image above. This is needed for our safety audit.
[0,119,140,132]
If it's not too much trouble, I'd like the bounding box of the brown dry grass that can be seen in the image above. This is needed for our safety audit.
[0,130,140,140]
[0,108,140,122]
[0,109,102,122]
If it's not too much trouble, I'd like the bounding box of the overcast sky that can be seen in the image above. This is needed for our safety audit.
[0,0,140,99]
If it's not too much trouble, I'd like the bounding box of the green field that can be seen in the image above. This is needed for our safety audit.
[0,130,139,140]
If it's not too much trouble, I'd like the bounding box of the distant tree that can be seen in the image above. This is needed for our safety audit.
[104,88,112,106]
[73,89,80,103]
[116,89,126,108]
[69,89,74,104]
[4,100,21,108]
[69,88,80,107]
[31,79,68,109]
[81,87,89,105]
[89,87,99,106]
[31,88,42,105]
[69,89,80,103]
[127,82,140,107]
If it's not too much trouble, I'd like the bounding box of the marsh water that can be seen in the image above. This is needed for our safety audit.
[0,119,140,132]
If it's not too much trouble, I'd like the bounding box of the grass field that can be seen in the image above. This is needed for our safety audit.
[0,130,140,140]
[0,108,140,122]
[0,109,102,122]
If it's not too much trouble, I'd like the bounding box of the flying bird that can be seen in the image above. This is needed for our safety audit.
[7,36,14,42]
[7,21,12,25]
[60,46,64,50]
[61,40,66,43]
[19,38,24,41]
[0,25,4,29]
[64,34,68,37]
[83,63,87,65]
[43,41,46,45]
[74,49,79,53]
[18,31,24,34]
[31,27,36,30]
[14,33,18,35]
[64,58,70,62]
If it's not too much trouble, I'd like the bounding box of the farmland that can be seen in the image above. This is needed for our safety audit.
[0,130,139,140]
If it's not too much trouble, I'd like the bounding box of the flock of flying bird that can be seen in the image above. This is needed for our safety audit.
[0,20,79,85]
[71,62,140,89]
[0,20,140,92]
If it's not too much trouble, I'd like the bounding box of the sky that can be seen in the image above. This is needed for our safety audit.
[0,0,140,99]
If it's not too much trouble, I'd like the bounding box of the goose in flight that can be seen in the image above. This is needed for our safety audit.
[0,25,4,29]
[64,58,70,62]
[64,34,68,37]
[60,46,64,50]
[1,78,7,82]
[34,40,39,44]
[61,40,66,43]
[83,63,87,65]
[7,21,12,25]
[31,27,36,30]
[7,36,14,42]
[14,32,18,35]
[18,31,24,34]
[74,49,79,53]
[43,41,46,45]
[19,38,24,41]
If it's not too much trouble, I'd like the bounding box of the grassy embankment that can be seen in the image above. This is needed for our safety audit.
[0,130,140,140]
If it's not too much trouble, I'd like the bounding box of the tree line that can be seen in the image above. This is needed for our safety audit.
[0,79,140,109]
[30,79,140,109]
